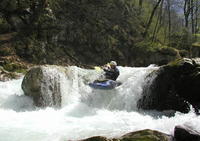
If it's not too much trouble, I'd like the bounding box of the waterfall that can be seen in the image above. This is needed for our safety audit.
[52,65,158,111]
[78,66,158,111]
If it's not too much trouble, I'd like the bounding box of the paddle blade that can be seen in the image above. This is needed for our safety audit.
[94,66,102,71]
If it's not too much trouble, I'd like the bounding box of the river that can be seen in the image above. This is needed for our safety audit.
[0,65,199,141]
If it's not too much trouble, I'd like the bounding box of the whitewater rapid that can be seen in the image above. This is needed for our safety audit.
[0,66,200,141]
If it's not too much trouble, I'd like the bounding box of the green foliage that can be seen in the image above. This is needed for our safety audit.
[133,40,179,57]
[14,36,46,63]
[156,46,178,56]
[170,28,194,50]
[134,40,160,54]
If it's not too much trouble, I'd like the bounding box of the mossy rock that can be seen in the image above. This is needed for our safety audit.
[22,65,68,107]
[81,129,172,141]
[157,47,179,56]
[168,58,200,68]
[120,129,171,141]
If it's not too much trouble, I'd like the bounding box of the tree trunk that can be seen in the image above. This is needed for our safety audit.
[167,0,171,45]
[152,0,164,42]
[139,0,143,8]
[195,0,199,35]
[143,0,162,37]
[191,0,195,34]
[184,0,191,28]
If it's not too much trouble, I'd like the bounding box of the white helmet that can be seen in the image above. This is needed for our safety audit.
[110,61,117,66]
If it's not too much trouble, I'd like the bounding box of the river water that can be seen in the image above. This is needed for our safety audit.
[0,66,199,141]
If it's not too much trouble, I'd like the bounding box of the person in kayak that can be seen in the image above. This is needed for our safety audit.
[103,61,119,81]
[90,61,121,88]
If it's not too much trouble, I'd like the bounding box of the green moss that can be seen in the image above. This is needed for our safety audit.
[120,130,169,141]
[3,63,27,73]
[167,58,182,67]
[3,64,14,71]
[157,47,178,56]
[15,69,27,74]
[121,136,164,141]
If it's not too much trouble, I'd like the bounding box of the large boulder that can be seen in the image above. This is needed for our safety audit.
[138,58,200,113]
[174,125,200,141]
[22,65,68,107]
[81,129,173,141]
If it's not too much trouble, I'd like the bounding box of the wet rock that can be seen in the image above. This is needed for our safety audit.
[119,129,172,141]
[174,125,200,141]
[138,58,200,113]
[81,129,172,141]
[22,65,68,107]
[81,136,111,141]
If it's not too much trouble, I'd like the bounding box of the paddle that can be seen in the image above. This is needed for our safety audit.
[94,66,102,71]
[93,63,110,71]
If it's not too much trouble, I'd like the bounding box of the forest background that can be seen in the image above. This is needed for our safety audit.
[0,0,200,72]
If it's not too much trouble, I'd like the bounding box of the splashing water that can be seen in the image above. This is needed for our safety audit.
[0,66,200,141]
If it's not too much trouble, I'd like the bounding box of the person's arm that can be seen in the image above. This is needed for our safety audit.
[103,65,110,71]
[103,68,114,73]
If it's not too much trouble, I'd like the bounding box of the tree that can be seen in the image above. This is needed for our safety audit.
[194,0,199,34]
[184,0,191,28]
[152,0,164,42]
[143,0,162,37]
[166,0,171,44]
[139,0,143,8]
[0,0,54,33]
[191,0,195,33]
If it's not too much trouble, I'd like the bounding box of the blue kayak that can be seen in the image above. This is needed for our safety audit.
[89,80,122,90]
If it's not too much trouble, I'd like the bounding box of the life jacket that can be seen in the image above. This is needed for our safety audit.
[104,67,119,81]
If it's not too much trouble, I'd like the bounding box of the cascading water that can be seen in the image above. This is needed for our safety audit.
[0,66,200,141]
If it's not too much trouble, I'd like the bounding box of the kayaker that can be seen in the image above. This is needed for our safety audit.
[103,61,119,81]
[90,61,121,89]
